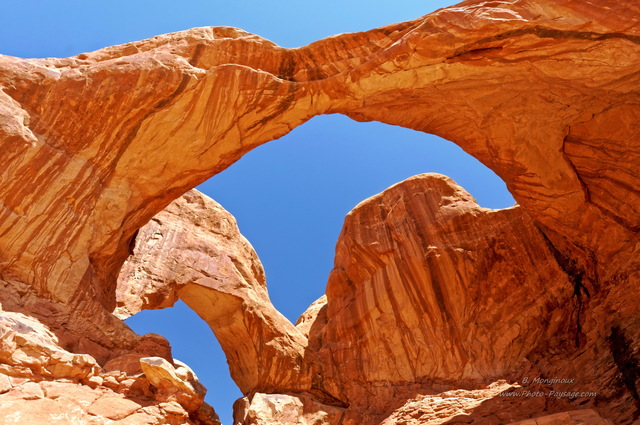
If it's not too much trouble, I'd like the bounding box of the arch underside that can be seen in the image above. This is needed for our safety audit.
[1,0,639,423]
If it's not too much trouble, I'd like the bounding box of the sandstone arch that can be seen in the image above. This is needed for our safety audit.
[1,0,639,423]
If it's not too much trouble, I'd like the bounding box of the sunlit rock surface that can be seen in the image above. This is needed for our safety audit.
[0,304,220,425]
[122,175,636,424]
[233,392,345,425]
[116,190,314,397]
[1,0,640,423]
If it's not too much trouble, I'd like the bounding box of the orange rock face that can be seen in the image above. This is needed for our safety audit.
[310,174,636,423]
[1,0,640,423]
[0,303,220,425]
[116,190,315,397]
[1,0,638,311]
[316,175,572,419]
[121,175,636,424]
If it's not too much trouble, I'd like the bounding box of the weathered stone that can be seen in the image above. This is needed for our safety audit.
[0,373,11,394]
[0,305,100,381]
[507,409,613,425]
[140,356,207,412]
[1,0,639,424]
[234,392,345,425]
[140,357,196,395]
[0,298,217,424]
[87,396,142,420]
[118,191,313,397]
[120,177,623,424]
[6,381,44,400]
[173,359,198,383]
[0,398,92,425]
[103,353,147,375]
[40,380,102,409]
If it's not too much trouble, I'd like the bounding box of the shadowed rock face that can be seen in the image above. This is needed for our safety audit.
[1,0,640,423]
[117,176,635,424]
[319,175,567,409]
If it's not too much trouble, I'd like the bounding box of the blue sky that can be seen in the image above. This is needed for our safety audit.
[2,2,516,424]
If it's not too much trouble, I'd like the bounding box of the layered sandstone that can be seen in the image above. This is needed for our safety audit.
[1,0,639,311]
[121,176,634,424]
[310,174,637,423]
[1,0,640,423]
[115,190,315,397]
[0,304,220,425]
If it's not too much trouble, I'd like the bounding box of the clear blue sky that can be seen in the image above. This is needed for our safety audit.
[2,2,515,424]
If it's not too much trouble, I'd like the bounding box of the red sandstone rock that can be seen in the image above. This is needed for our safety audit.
[1,0,640,423]
[507,409,613,425]
[116,190,314,396]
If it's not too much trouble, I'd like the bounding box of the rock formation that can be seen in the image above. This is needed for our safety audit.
[0,304,220,424]
[1,0,639,423]
[115,190,315,397]
[118,176,630,424]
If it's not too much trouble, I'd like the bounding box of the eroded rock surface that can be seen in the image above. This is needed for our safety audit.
[120,174,636,424]
[507,409,613,425]
[314,174,575,422]
[1,0,638,312]
[233,393,345,425]
[1,0,640,423]
[0,304,220,425]
[116,190,314,397]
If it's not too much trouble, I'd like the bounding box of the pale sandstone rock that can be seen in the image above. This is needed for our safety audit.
[0,397,95,425]
[379,381,518,425]
[140,357,197,395]
[102,375,120,389]
[233,392,345,425]
[139,356,213,415]
[173,359,198,383]
[112,411,164,425]
[295,295,327,339]
[86,376,104,388]
[0,304,219,424]
[4,381,44,400]
[87,395,142,420]
[40,380,102,409]
[0,306,100,381]
[0,278,173,371]
[0,373,11,394]
[160,400,188,416]
[0,378,216,425]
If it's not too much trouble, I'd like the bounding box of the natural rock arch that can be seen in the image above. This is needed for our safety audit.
[1,0,638,310]
[1,0,639,423]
